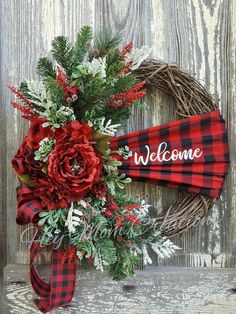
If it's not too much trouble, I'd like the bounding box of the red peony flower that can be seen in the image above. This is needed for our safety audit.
[33,177,69,210]
[54,120,92,143]
[12,137,45,179]
[92,179,108,198]
[13,120,103,210]
[26,118,52,150]
[47,121,102,205]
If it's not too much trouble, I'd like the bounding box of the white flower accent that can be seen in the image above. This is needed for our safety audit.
[125,46,152,70]
[79,57,107,78]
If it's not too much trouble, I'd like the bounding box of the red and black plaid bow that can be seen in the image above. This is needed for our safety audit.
[16,185,77,313]
[110,111,229,198]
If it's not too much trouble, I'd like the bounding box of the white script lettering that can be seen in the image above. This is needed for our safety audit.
[134,142,203,165]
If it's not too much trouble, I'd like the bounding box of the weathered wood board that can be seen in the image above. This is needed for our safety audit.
[3,265,236,314]
[0,0,235,292]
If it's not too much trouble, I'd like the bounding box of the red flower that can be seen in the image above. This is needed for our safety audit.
[26,118,52,150]
[92,179,108,198]
[12,137,45,179]
[106,196,119,211]
[47,121,102,204]
[33,177,69,210]
[104,209,113,217]
[55,120,92,143]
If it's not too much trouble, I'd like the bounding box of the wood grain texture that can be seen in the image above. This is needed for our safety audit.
[0,0,235,270]
[3,265,236,314]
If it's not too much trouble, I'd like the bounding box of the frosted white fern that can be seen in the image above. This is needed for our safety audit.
[131,237,180,265]
[78,57,107,78]
[65,203,84,234]
[151,237,180,259]
[26,80,54,110]
[142,244,152,265]
[129,200,180,263]
[132,200,151,218]
[94,249,109,272]
[88,117,121,136]
[125,46,152,70]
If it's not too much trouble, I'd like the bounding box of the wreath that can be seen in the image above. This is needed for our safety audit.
[10,26,229,313]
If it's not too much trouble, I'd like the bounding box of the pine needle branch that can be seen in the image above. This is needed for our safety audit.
[51,36,74,75]
[73,25,93,66]
[94,28,123,56]
[37,57,56,78]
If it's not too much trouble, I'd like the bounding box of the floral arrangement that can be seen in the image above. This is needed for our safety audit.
[11,26,179,281]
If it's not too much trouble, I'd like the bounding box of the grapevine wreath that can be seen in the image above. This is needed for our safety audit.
[10,26,230,313]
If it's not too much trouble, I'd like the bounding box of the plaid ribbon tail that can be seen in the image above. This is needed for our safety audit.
[110,111,230,198]
[16,185,77,313]
[30,241,77,313]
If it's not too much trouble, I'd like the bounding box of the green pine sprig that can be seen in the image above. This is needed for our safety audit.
[37,57,56,78]
[51,36,74,75]
[94,28,123,56]
[73,25,93,66]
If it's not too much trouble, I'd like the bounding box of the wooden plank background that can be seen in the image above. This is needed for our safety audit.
[3,265,236,313]
[0,0,235,271]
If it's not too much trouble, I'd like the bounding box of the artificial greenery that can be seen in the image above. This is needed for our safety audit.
[35,26,141,125]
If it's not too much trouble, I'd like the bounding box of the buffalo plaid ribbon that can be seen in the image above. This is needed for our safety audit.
[110,111,230,198]
[16,185,77,313]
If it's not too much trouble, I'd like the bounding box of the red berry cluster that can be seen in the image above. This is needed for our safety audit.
[8,85,37,121]
[56,67,79,104]
[108,81,146,108]
[121,42,134,74]
[104,196,119,217]
[104,196,141,229]
[121,42,133,57]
